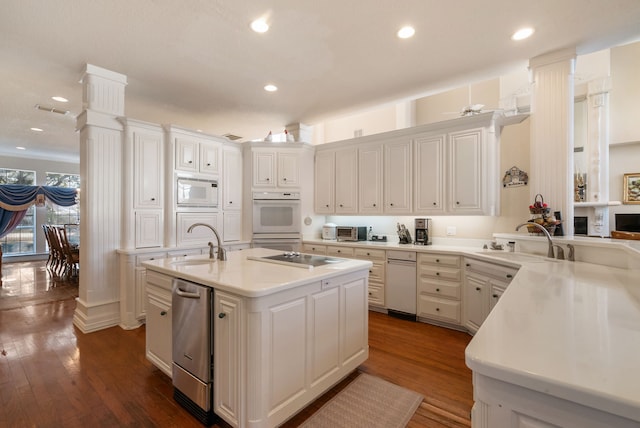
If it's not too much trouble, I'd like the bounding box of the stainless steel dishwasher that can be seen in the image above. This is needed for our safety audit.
[386,250,417,321]
[172,278,216,425]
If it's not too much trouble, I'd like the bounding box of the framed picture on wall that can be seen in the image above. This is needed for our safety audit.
[623,173,640,204]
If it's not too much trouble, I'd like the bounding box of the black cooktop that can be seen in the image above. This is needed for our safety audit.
[262,252,344,267]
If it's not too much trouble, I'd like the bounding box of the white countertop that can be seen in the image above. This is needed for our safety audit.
[142,247,372,298]
[465,257,640,422]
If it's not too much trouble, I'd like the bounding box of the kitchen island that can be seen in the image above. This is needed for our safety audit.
[142,247,372,428]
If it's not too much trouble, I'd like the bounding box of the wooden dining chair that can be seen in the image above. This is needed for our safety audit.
[57,226,79,278]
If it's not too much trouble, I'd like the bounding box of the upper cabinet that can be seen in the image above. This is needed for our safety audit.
[313,112,526,216]
[169,126,223,176]
[252,148,300,189]
[223,145,242,210]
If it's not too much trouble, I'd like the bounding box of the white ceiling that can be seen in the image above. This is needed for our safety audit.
[2,0,640,163]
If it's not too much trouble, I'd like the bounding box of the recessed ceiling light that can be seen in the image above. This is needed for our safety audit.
[264,84,278,92]
[30,127,43,132]
[512,27,534,41]
[251,19,269,33]
[16,146,26,150]
[397,26,415,39]
[51,96,68,102]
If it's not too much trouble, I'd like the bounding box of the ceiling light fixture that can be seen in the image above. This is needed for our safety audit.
[16,146,26,150]
[35,103,69,115]
[264,84,278,92]
[251,19,269,33]
[511,27,534,41]
[51,96,69,102]
[397,26,415,39]
[30,127,43,132]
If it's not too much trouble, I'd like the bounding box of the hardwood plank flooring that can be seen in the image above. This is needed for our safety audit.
[1,261,473,427]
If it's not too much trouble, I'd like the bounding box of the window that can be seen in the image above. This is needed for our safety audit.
[0,168,36,255]
[46,172,80,226]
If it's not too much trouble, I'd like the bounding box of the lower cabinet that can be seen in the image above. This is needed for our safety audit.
[416,253,462,327]
[301,243,327,255]
[145,270,174,377]
[214,270,368,428]
[353,248,386,308]
[463,257,518,334]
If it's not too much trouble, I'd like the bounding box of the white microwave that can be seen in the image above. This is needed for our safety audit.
[176,177,218,207]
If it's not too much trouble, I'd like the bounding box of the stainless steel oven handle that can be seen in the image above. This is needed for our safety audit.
[175,288,201,299]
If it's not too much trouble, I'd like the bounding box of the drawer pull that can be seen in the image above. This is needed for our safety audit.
[475,287,481,291]
[367,252,370,256]
[506,274,513,278]
[373,203,376,207]
[368,292,372,296]
[160,311,167,316]
[492,294,499,298]
[436,307,440,311]
[436,259,440,263]
[218,313,226,319]
[466,263,470,267]
[436,288,440,292]
[369,270,372,273]
[436,272,440,276]
[207,163,211,166]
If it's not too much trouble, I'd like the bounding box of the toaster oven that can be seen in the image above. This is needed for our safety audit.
[336,226,367,241]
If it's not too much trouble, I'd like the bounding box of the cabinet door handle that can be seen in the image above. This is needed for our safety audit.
[160,310,167,316]
[373,203,376,207]
[456,201,460,205]
[207,163,211,166]
[436,288,440,292]
[492,294,499,298]
[506,274,513,278]
[436,259,440,262]
[435,307,440,312]
[390,203,394,206]
[188,160,193,164]
[466,263,470,267]
[475,287,481,291]
[436,272,440,276]
[433,202,437,206]
[369,270,372,273]
[339,204,344,207]
[368,292,372,296]
[151,197,155,201]
[229,201,233,204]
[218,313,226,319]
[266,177,270,181]
[283,177,287,181]
[366,252,370,256]
[325,204,330,208]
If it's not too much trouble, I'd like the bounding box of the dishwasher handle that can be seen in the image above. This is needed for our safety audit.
[175,288,201,299]
[387,259,417,266]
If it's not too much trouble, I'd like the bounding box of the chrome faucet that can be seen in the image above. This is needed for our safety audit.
[515,222,555,259]
[186,223,227,261]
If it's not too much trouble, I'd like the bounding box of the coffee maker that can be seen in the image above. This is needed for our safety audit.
[414,218,432,245]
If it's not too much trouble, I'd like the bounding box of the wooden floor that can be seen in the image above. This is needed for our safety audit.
[0,261,473,427]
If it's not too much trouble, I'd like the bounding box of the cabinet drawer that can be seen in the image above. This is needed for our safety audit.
[167,248,203,258]
[417,295,461,324]
[418,277,460,299]
[418,265,461,282]
[136,252,167,266]
[368,262,385,282]
[367,284,385,307]
[146,270,174,291]
[302,243,327,255]
[418,253,460,267]
[354,248,386,261]
[465,257,518,282]
[326,246,355,257]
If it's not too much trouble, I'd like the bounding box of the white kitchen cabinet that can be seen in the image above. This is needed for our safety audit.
[169,127,223,176]
[120,119,164,250]
[302,243,327,255]
[214,290,242,427]
[335,147,358,214]
[358,144,383,214]
[384,138,412,214]
[211,269,368,428]
[252,148,300,189]
[223,211,242,242]
[414,133,446,213]
[145,270,174,377]
[176,212,221,247]
[314,150,335,213]
[135,211,163,248]
[223,145,243,210]
[417,253,462,327]
[354,247,386,308]
[449,128,483,213]
[463,257,518,334]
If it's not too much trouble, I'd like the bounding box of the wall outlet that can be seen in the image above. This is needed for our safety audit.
[446,226,457,236]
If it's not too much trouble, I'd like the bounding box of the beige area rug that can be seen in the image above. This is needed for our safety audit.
[300,373,423,428]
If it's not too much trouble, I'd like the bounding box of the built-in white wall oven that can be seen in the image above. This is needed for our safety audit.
[252,191,301,251]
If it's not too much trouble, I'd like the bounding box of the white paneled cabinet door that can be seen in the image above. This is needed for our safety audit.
[277,151,300,187]
[175,137,199,172]
[384,139,412,213]
[135,212,162,248]
[223,211,242,242]
[449,128,483,213]
[335,148,358,214]
[253,150,276,187]
[223,146,243,210]
[146,288,172,377]
[310,286,341,386]
[358,144,383,213]
[200,142,221,175]
[341,276,368,366]
[134,131,163,209]
[214,291,242,427]
[314,150,335,213]
[415,134,445,213]
[464,274,487,333]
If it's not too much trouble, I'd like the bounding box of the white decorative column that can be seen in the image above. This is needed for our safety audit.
[585,78,612,236]
[74,64,127,333]
[529,49,576,235]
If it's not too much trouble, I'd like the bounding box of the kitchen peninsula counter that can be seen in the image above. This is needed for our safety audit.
[303,237,640,426]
